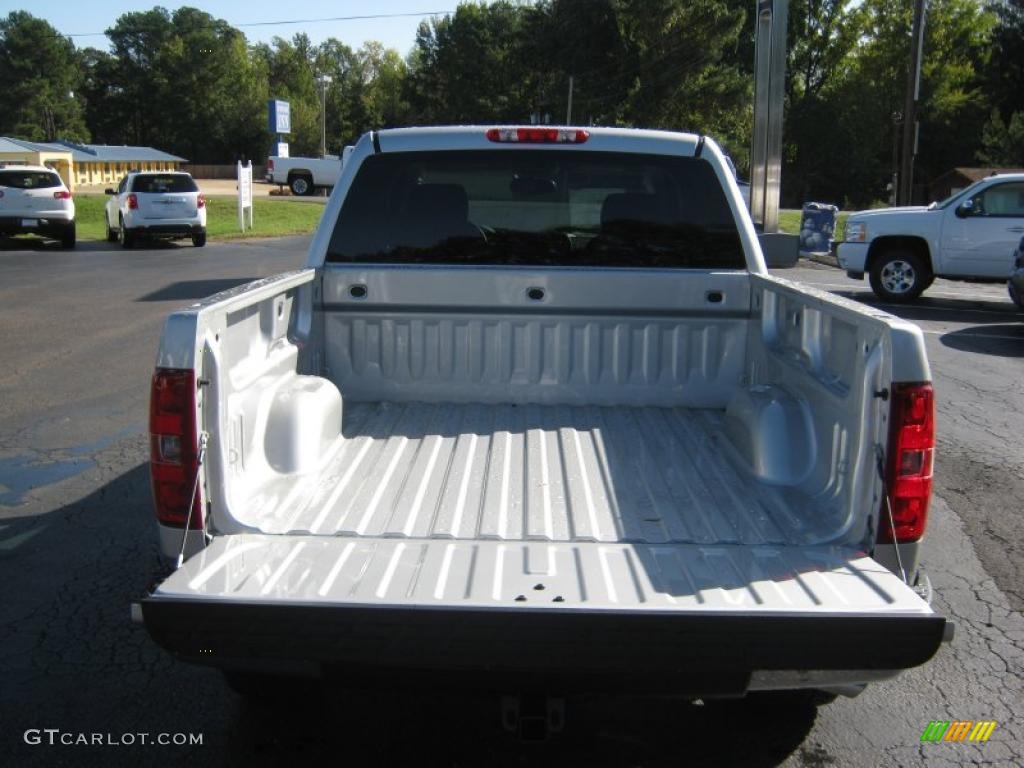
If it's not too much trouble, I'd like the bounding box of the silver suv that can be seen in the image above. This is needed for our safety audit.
[0,165,76,248]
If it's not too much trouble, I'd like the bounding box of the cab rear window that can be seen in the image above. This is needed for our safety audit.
[327,150,744,269]
[0,171,62,189]
[131,175,198,193]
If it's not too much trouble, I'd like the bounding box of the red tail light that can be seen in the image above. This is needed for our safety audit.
[878,382,934,544]
[149,368,202,529]
[197,193,205,209]
[127,193,138,210]
[486,127,590,144]
[53,190,72,200]
[267,158,274,171]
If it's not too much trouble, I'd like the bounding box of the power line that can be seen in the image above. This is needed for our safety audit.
[62,10,456,38]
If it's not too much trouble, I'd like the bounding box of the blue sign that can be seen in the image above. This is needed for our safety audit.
[268,100,291,135]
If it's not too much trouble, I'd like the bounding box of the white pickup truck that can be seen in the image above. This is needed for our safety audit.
[265,147,354,196]
[838,172,1024,301]
[137,126,949,709]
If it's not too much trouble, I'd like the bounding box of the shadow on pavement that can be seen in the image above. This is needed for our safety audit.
[0,237,112,253]
[0,460,234,768]
[838,293,1021,324]
[138,278,260,302]
[228,687,823,768]
[940,323,1024,357]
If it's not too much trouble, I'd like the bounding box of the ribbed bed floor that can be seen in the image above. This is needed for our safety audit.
[251,401,827,545]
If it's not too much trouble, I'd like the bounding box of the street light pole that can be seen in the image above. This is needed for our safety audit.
[899,0,926,205]
[566,76,574,125]
[319,74,333,159]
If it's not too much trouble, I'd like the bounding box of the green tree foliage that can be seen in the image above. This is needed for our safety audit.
[0,2,1013,205]
[615,0,749,141]
[975,1,1024,167]
[782,0,863,202]
[404,1,751,161]
[516,0,631,125]
[916,0,996,184]
[405,3,534,124]
[359,43,411,130]
[985,0,1024,120]
[100,7,266,162]
[0,11,89,141]
[792,0,996,207]
[977,109,1024,166]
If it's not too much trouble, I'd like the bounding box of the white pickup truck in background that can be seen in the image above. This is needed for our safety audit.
[838,172,1024,301]
[265,146,354,196]
[137,126,949,721]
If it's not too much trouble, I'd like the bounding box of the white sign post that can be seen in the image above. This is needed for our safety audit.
[237,160,254,232]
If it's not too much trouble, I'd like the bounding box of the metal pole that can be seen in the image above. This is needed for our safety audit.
[764,0,787,233]
[899,0,926,205]
[319,75,332,159]
[566,76,574,125]
[749,0,787,232]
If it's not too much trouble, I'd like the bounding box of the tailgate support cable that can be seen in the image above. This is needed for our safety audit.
[875,445,908,584]
[175,431,209,570]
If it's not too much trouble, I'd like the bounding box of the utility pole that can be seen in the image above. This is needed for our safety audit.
[566,76,574,125]
[319,74,333,159]
[898,0,926,205]
[890,110,902,205]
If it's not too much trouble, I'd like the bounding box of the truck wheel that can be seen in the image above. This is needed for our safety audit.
[289,175,313,196]
[192,231,206,247]
[868,249,930,302]
[60,222,76,249]
[105,217,117,243]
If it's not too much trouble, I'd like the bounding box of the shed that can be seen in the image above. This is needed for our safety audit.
[929,167,1024,203]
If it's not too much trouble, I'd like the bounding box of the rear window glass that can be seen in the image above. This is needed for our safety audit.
[0,171,62,189]
[130,175,197,193]
[327,150,743,269]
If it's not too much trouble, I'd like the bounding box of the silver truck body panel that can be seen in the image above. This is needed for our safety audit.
[152,534,932,616]
[144,128,945,692]
[228,402,842,544]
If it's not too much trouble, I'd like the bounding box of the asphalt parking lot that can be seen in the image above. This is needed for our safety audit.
[0,237,1021,767]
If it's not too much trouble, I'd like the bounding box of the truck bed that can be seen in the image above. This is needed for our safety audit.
[248,401,830,546]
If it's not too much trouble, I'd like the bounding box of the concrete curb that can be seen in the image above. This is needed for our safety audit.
[802,250,840,268]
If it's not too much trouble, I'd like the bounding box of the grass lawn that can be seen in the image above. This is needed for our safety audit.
[72,194,325,242]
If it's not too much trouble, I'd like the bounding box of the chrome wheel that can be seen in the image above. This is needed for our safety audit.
[880,259,917,295]
[289,176,311,196]
[869,249,929,302]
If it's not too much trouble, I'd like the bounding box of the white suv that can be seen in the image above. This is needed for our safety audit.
[105,171,207,248]
[0,165,76,248]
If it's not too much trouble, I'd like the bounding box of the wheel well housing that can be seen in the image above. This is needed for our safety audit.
[867,236,932,274]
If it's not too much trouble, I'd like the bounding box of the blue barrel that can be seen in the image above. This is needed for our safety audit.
[799,202,838,254]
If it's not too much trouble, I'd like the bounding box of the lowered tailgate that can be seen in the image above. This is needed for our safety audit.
[142,535,947,693]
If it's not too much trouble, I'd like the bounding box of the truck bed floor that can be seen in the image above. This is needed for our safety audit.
[248,402,832,546]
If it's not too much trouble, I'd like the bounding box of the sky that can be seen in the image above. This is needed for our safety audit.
[0,1,460,55]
